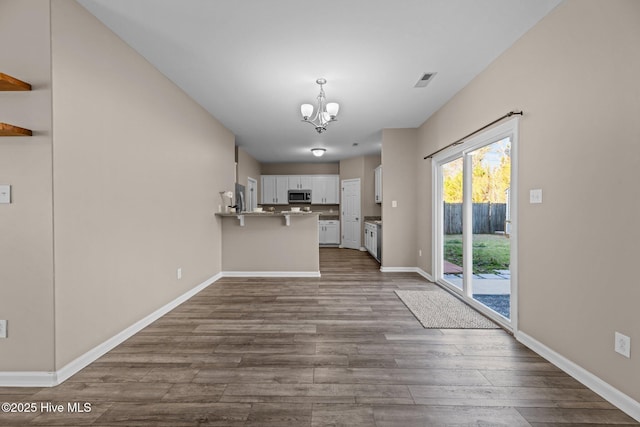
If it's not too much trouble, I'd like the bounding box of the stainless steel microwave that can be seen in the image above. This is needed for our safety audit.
[288,190,312,204]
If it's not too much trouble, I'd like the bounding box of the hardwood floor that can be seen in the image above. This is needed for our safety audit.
[0,248,637,426]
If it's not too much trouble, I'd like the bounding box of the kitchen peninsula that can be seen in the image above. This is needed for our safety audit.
[217,211,320,276]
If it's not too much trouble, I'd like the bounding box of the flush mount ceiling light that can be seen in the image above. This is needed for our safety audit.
[300,78,339,134]
[311,148,326,157]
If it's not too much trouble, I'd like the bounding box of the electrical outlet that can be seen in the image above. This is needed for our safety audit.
[177,268,182,280]
[0,320,7,338]
[615,332,631,358]
[418,249,422,257]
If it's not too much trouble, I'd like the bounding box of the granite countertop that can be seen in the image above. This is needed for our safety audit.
[319,213,339,220]
[216,210,340,220]
[216,211,319,217]
[364,216,382,226]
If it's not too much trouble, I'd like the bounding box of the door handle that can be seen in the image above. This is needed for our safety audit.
[356,217,359,221]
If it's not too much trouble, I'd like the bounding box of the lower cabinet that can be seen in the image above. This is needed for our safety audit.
[364,222,380,262]
[319,220,340,245]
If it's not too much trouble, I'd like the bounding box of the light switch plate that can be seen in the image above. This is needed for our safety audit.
[391,200,398,208]
[0,185,10,204]
[0,320,6,338]
[529,189,542,204]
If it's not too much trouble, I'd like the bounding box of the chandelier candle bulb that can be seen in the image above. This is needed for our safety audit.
[326,102,339,117]
[301,104,314,119]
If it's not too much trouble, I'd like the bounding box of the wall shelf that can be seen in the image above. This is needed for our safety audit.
[0,73,32,91]
[0,123,32,137]
[1,73,33,136]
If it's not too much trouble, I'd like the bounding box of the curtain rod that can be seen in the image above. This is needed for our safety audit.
[423,110,523,160]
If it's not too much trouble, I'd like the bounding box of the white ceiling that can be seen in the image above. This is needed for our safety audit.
[77,0,561,163]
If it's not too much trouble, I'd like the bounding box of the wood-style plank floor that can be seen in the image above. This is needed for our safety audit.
[0,248,637,426]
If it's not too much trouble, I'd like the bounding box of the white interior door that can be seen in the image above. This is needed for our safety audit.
[341,179,361,249]
[247,177,257,212]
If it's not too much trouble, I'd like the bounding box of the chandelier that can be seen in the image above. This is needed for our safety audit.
[300,78,339,133]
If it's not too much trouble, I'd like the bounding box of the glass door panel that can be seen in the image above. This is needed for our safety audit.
[469,137,511,319]
[441,157,464,290]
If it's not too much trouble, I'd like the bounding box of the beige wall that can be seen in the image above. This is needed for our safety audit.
[339,157,364,181]
[237,147,261,188]
[50,0,235,369]
[0,0,55,371]
[221,215,319,272]
[340,154,382,247]
[413,0,640,402]
[261,162,339,175]
[382,129,418,268]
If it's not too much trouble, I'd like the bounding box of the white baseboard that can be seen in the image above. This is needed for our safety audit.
[0,371,57,387]
[378,266,434,282]
[379,266,416,273]
[416,267,435,282]
[378,266,427,277]
[222,271,321,278]
[516,331,640,422]
[0,272,223,388]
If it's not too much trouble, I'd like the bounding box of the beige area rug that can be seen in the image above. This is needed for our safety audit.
[395,290,499,329]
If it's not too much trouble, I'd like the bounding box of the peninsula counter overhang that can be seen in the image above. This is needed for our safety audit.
[216,211,319,227]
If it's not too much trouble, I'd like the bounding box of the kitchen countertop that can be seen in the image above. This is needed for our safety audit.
[216,211,319,217]
[319,214,339,220]
[216,211,339,221]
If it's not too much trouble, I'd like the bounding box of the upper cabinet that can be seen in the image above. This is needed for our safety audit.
[261,175,289,204]
[261,174,339,205]
[311,175,339,205]
[0,73,33,137]
[288,176,313,190]
[374,165,382,203]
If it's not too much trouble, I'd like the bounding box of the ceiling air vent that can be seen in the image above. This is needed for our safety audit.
[414,72,437,88]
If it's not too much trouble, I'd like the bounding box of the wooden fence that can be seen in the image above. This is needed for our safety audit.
[444,203,507,234]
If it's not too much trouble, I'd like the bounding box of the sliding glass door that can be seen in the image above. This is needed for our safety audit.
[434,120,518,329]
[469,138,512,320]
[441,157,464,291]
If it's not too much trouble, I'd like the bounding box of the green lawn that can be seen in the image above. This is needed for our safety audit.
[444,234,510,274]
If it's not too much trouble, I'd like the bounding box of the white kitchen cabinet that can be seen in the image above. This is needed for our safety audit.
[319,220,340,245]
[262,174,339,205]
[325,175,339,204]
[364,222,379,262]
[364,223,372,253]
[312,175,339,204]
[288,176,313,190]
[374,165,382,203]
[261,175,289,204]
